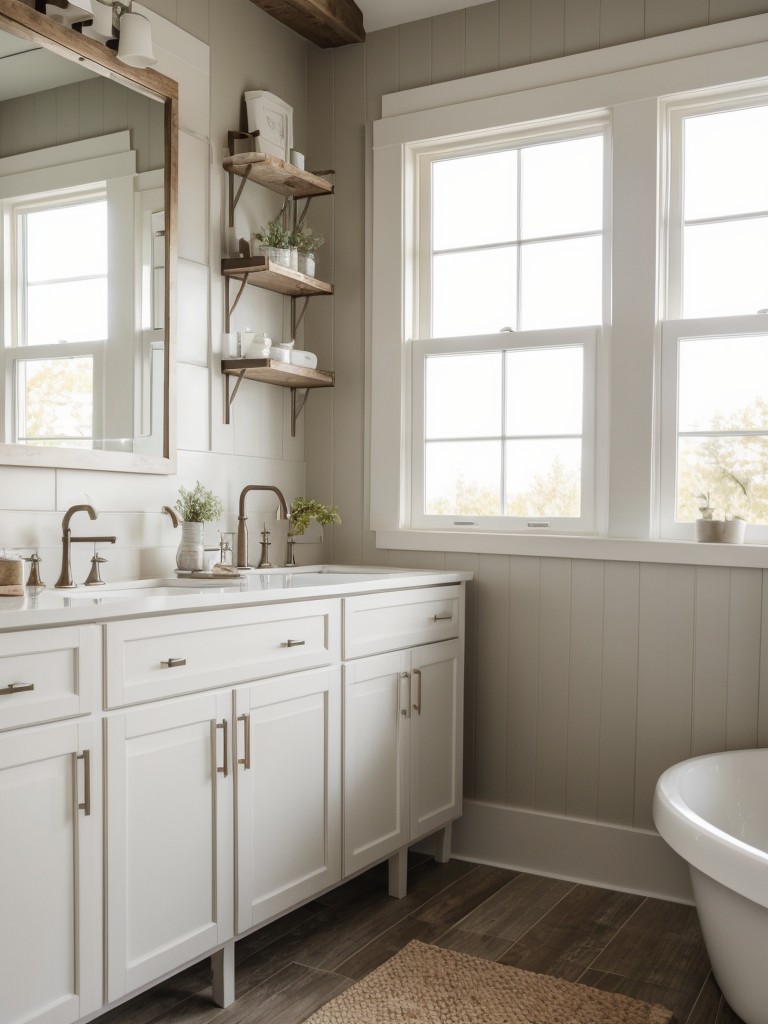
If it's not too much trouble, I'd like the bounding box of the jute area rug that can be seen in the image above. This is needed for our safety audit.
[303,940,673,1024]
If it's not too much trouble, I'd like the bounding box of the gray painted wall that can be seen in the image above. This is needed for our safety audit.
[303,0,768,832]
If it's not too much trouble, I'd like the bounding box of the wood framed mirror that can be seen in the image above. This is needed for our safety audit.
[0,0,177,473]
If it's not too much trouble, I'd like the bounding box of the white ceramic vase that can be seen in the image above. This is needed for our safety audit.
[176,521,204,571]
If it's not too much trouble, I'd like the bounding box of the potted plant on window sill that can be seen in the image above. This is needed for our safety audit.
[694,492,747,544]
[174,481,224,570]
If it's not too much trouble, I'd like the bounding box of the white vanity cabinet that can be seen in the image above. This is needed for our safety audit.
[102,598,340,1000]
[0,572,466,1024]
[342,587,464,881]
[0,626,102,1024]
[234,666,342,933]
[104,689,234,1002]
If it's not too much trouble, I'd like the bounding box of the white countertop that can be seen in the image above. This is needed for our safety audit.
[0,565,472,631]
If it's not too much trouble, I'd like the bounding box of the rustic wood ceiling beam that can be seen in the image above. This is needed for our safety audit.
[246,0,365,48]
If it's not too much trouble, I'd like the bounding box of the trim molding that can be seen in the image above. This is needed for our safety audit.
[451,799,694,904]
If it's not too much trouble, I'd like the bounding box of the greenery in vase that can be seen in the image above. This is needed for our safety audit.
[290,225,324,255]
[289,496,341,535]
[254,218,291,249]
[175,481,224,523]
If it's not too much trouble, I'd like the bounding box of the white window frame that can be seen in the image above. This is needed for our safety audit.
[659,315,768,542]
[370,13,768,563]
[411,328,597,533]
[658,90,768,540]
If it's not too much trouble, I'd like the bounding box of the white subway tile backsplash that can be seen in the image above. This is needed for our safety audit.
[0,467,56,511]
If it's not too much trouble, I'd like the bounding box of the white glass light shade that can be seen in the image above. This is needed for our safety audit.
[117,12,156,68]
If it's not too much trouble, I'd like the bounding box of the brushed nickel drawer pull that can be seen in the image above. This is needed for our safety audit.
[433,613,452,621]
[412,668,422,715]
[216,720,229,777]
[281,639,306,648]
[76,750,91,816]
[0,682,35,696]
[237,713,251,770]
[400,672,410,717]
[161,657,187,669]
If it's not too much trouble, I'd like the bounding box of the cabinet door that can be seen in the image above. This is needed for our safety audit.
[410,639,463,841]
[343,651,409,876]
[235,668,341,932]
[105,690,233,1001]
[0,719,102,1024]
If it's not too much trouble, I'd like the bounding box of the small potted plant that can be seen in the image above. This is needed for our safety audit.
[291,225,324,277]
[253,218,293,269]
[287,496,341,565]
[174,481,224,570]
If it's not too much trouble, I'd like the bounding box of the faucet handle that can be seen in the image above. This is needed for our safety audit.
[23,553,44,588]
[85,553,108,587]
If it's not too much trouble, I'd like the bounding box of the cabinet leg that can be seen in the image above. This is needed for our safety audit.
[434,823,452,863]
[388,847,409,899]
[211,941,235,1008]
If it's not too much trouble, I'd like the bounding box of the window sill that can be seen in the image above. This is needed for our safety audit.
[375,529,768,569]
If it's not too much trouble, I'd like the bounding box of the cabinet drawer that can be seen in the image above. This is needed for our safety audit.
[0,625,99,730]
[343,586,461,659]
[105,599,340,706]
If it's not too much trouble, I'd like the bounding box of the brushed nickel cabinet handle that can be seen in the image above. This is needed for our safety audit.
[76,750,91,816]
[237,713,251,770]
[161,657,187,669]
[412,668,422,715]
[216,720,229,777]
[400,672,410,717]
[0,682,35,696]
[433,613,452,621]
[281,639,306,648]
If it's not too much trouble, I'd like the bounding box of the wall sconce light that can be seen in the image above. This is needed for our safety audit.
[35,0,157,69]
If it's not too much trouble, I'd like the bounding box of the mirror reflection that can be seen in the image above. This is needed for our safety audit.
[0,25,166,456]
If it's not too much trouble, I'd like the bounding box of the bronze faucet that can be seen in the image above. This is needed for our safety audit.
[236,485,288,568]
[55,504,117,589]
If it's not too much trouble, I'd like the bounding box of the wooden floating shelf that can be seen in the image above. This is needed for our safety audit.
[222,152,334,198]
[221,359,335,389]
[222,257,334,297]
[221,359,335,436]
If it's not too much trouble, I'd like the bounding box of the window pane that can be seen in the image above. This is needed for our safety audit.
[683,219,768,318]
[521,135,603,239]
[432,248,517,337]
[433,152,517,250]
[506,347,583,435]
[425,441,501,515]
[16,357,93,446]
[425,352,502,438]
[684,106,768,221]
[26,280,108,345]
[520,236,602,330]
[505,439,581,516]
[679,335,768,431]
[26,201,108,281]
[677,436,768,524]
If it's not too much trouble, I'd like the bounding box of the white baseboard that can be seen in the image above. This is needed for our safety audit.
[451,799,694,904]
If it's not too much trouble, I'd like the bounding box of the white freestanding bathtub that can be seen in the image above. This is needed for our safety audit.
[654,749,768,1024]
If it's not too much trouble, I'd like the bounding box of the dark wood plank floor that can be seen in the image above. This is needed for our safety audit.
[99,856,744,1024]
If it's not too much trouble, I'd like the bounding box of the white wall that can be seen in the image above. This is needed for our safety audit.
[305,0,768,892]
[0,0,330,582]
